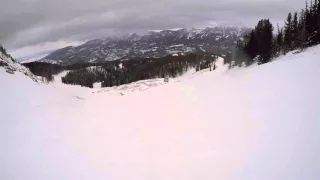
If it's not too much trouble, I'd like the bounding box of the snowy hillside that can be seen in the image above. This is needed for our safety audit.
[0,47,39,82]
[1,45,320,180]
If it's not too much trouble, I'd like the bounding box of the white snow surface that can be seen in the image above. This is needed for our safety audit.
[1,46,320,180]
[0,51,39,82]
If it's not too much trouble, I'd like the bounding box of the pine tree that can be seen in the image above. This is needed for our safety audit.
[276,24,284,54]
[284,12,293,51]
[309,0,319,44]
[261,19,274,64]
[297,9,307,48]
[304,1,312,46]
[315,0,320,43]
[240,19,274,64]
[305,0,318,45]
[292,12,299,48]
[230,0,320,69]
[244,30,258,63]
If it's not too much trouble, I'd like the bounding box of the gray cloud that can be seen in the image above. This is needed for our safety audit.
[0,0,306,50]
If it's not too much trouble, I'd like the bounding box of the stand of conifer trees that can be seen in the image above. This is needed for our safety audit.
[25,53,218,88]
[63,53,217,88]
[235,0,320,66]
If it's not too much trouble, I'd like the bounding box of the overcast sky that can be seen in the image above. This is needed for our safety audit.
[0,0,305,59]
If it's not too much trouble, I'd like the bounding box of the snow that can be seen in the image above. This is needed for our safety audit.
[95,78,165,96]
[169,44,184,48]
[89,58,97,63]
[169,28,184,31]
[199,46,206,52]
[0,51,39,82]
[39,59,61,65]
[93,82,102,89]
[19,53,49,63]
[1,45,320,180]
[52,70,69,83]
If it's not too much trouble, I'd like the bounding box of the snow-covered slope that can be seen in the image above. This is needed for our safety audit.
[1,45,320,180]
[0,48,39,82]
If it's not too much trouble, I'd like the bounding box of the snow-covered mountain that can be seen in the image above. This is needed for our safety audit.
[19,53,50,64]
[1,45,320,179]
[40,26,251,65]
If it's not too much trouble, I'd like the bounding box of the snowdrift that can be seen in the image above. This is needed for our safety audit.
[1,46,320,180]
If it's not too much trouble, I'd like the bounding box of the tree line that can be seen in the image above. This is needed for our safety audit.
[229,0,320,66]
[23,62,63,82]
[24,53,218,88]
[64,53,217,88]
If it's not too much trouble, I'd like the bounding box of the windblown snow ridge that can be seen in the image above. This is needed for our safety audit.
[0,45,39,82]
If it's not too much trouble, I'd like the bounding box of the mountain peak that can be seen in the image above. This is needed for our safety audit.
[40,26,251,65]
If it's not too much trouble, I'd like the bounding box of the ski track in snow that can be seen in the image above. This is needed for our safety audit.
[1,46,320,180]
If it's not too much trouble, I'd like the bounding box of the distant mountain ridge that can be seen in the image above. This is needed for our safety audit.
[40,26,251,65]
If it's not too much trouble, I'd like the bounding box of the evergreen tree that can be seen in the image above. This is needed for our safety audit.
[260,19,274,64]
[276,25,284,54]
[244,30,258,64]
[284,12,293,51]
[306,0,317,45]
[315,0,320,43]
[232,0,320,68]
[292,12,299,48]
[297,9,307,48]
[304,2,312,46]
[239,19,274,65]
